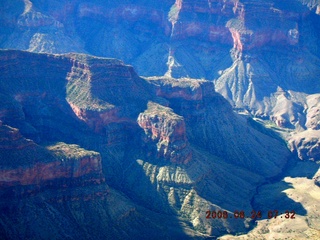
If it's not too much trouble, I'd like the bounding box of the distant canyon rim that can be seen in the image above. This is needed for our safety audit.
[0,0,319,239]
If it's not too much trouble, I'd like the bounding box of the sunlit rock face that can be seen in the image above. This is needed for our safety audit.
[0,0,318,76]
[0,0,320,238]
[137,102,192,164]
[0,49,293,238]
[1,0,319,134]
[0,124,104,191]
[288,130,320,161]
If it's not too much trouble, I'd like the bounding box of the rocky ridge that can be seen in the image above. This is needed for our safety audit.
[0,123,104,194]
[0,49,292,238]
[288,130,320,161]
[0,0,319,238]
[138,102,192,164]
[1,0,319,140]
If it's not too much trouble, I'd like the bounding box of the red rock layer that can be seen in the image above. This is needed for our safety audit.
[138,102,192,164]
[0,124,104,191]
[169,0,309,51]
[0,124,34,150]
[0,157,104,188]
[66,54,149,134]
[68,102,119,133]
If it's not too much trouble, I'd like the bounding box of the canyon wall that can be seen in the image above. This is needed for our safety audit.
[1,0,319,135]
[0,49,293,238]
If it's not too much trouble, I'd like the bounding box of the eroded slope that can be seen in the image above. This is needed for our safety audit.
[0,49,293,238]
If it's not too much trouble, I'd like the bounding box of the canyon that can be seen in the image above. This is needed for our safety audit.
[1,0,319,132]
[0,49,291,238]
[0,0,320,239]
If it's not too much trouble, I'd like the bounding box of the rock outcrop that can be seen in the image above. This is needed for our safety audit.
[0,1,319,238]
[0,124,104,193]
[315,176,320,187]
[1,0,319,134]
[138,102,192,164]
[1,0,318,76]
[288,130,320,161]
[145,76,290,177]
[306,94,320,130]
[65,53,151,133]
[0,49,293,238]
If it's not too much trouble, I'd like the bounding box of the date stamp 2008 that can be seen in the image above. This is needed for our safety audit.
[205,210,296,219]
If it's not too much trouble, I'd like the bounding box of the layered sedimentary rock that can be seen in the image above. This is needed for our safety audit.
[145,76,289,177]
[1,0,319,137]
[215,48,320,129]
[1,1,319,135]
[0,0,319,238]
[0,49,293,238]
[212,1,320,135]
[1,0,317,75]
[138,102,192,164]
[65,53,150,133]
[0,124,104,193]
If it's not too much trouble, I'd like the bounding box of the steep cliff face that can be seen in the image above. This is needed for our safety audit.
[0,49,294,238]
[1,1,319,238]
[1,0,318,74]
[138,102,192,164]
[1,1,319,136]
[0,123,104,198]
[145,77,290,177]
[65,53,152,133]
[288,130,320,161]
[130,76,291,236]
[212,1,320,136]
[0,49,204,239]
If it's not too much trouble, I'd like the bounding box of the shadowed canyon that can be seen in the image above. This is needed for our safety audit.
[0,0,319,239]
